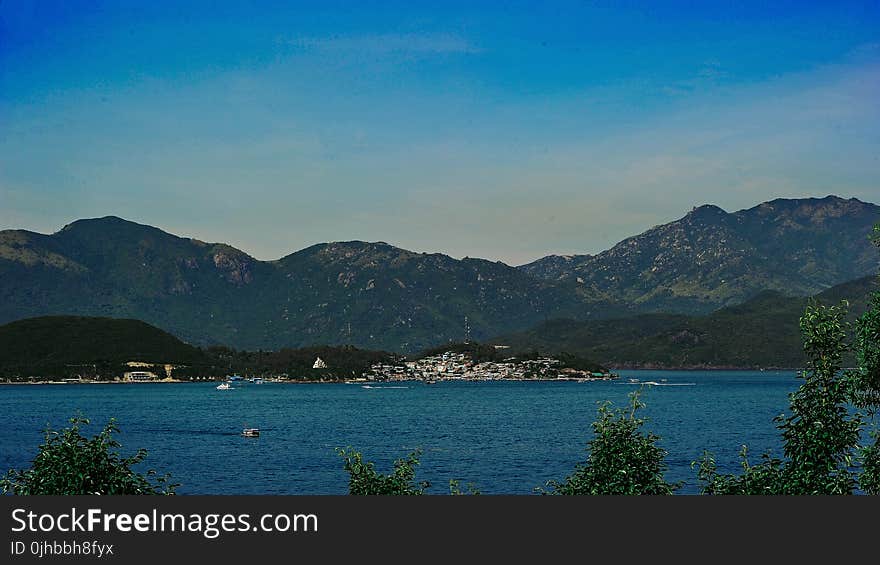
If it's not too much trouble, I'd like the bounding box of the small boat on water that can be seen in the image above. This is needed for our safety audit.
[241,428,260,437]
[216,383,233,390]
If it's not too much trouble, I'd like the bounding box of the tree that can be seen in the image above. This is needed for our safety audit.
[849,223,880,494]
[696,223,880,495]
[1,415,176,495]
[448,479,481,495]
[337,447,480,495]
[696,301,862,494]
[861,438,880,495]
[694,446,786,495]
[337,447,430,495]
[545,390,678,495]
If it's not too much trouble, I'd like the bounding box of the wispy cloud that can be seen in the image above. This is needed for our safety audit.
[286,33,481,55]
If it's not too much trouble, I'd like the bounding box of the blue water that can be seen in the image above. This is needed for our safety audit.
[0,370,802,494]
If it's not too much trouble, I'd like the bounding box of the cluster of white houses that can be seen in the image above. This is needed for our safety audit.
[36,353,611,384]
[368,351,615,382]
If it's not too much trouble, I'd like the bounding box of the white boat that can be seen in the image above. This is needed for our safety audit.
[216,383,232,390]
[242,428,260,437]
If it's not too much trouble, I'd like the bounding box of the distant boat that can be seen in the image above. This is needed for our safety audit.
[216,383,232,390]
[241,428,260,437]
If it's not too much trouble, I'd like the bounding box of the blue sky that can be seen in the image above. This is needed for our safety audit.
[2,1,878,264]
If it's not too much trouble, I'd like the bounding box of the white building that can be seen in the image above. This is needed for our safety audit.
[124,371,158,382]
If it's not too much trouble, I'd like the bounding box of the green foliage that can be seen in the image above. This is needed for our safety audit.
[336,447,482,495]
[545,390,678,495]
[0,316,209,379]
[1,415,176,495]
[0,316,399,381]
[696,302,863,494]
[693,447,785,495]
[849,225,880,493]
[861,431,880,495]
[849,280,880,409]
[781,302,861,493]
[448,479,481,495]
[213,344,398,381]
[337,447,430,495]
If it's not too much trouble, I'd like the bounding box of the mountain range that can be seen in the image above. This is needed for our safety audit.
[1,195,877,352]
[520,196,879,313]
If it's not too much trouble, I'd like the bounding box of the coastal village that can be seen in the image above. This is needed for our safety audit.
[367,350,617,383]
[2,348,618,384]
[124,351,617,383]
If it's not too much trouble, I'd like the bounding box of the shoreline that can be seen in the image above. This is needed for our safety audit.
[0,377,618,385]
[608,364,803,371]
[0,366,804,387]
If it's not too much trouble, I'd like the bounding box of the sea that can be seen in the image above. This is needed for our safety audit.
[0,370,805,495]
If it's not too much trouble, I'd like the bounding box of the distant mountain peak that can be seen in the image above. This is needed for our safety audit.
[683,203,729,224]
[689,203,726,213]
[750,194,866,211]
[303,240,417,263]
[520,194,879,313]
[323,240,396,251]
[59,215,143,232]
[55,216,179,244]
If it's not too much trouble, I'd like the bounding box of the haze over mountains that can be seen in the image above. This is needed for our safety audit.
[0,195,877,353]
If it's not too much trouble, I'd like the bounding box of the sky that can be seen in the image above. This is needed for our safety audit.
[1,1,879,265]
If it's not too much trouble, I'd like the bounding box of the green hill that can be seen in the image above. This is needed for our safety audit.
[0,316,209,377]
[493,276,878,369]
[204,344,398,380]
[0,316,398,381]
